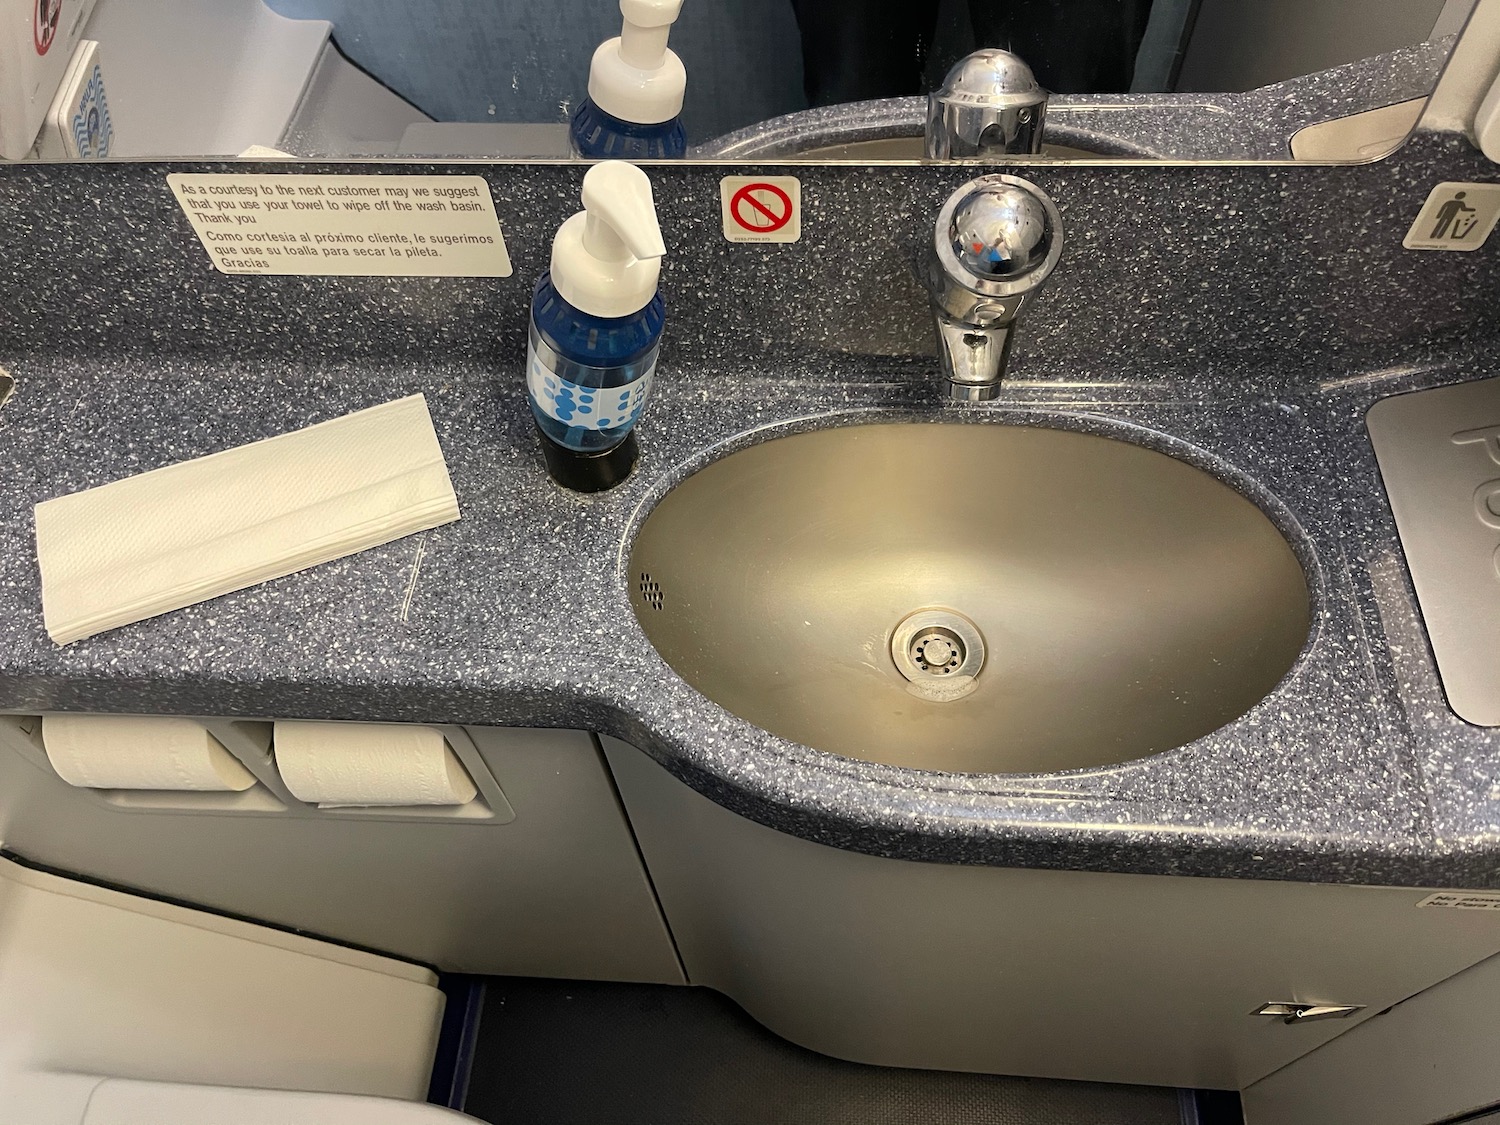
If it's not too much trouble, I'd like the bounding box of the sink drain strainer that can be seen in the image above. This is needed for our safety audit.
[890,609,986,690]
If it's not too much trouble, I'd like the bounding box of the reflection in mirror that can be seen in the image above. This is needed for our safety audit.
[0,0,1477,164]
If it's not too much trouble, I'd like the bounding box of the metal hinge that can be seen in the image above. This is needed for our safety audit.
[1255,1002,1365,1025]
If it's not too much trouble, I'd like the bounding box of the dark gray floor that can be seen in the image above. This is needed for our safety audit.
[463,977,1188,1125]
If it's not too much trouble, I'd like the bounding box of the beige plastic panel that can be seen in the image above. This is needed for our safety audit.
[0,716,682,983]
[1290,99,1426,161]
[601,736,1500,1090]
[79,1079,480,1124]
[0,855,442,1123]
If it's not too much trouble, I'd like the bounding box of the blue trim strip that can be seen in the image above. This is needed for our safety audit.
[427,974,487,1111]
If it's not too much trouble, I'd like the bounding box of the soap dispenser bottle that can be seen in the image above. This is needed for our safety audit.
[570,0,688,159]
[527,161,666,492]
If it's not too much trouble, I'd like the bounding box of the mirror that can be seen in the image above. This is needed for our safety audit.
[2,0,1477,164]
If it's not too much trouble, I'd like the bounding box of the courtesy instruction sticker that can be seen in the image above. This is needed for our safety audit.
[167,174,513,277]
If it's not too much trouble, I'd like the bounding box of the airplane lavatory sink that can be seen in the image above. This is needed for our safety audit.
[628,423,1311,775]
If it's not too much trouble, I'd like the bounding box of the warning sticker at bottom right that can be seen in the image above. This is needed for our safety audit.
[1417,892,1500,911]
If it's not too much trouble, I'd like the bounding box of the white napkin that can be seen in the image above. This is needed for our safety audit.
[35,394,459,645]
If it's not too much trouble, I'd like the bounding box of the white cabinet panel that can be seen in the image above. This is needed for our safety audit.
[602,736,1500,1089]
[1244,948,1500,1125]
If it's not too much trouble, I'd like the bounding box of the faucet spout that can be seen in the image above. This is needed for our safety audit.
[934,314,1013,401]
[926,175,1063,400]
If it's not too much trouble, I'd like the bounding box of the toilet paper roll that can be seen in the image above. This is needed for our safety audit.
[42,714,258,791]
[273,721,477,808]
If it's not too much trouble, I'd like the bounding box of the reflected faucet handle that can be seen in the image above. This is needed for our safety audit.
[925,49,1050,160]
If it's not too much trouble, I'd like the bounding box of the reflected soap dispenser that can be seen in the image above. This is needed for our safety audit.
[528,161,666,492]
[570,0,688,159]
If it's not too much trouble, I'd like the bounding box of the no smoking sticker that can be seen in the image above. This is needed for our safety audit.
[35,0,60,54]
[720,176,801,243]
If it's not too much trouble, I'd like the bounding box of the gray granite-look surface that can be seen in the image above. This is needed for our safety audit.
[694,39,1452,161]
[1,128,1499,887]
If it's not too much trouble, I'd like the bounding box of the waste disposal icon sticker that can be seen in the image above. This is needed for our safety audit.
[720,177,801,243]
[1404,181,1500,251]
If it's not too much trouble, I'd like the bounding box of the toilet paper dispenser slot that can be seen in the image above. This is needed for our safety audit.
[16,715,286,815]
[268,720,514,822]
[0,715,514,823]
[44,715,258,791]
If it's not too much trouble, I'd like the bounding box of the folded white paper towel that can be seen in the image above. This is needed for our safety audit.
[43,714,258,791]
[35,394,460,646]
[273,721,477,808]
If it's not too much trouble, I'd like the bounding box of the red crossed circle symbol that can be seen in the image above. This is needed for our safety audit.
[729,182,793,233]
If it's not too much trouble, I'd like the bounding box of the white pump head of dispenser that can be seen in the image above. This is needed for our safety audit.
[550,161,666,319]
[586,0,687,125]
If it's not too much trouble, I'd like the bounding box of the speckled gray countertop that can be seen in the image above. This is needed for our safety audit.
[2,131,1499,888]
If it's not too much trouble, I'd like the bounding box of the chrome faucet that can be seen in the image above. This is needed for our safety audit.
[925,49,1049,160]
[927,175,1062,401]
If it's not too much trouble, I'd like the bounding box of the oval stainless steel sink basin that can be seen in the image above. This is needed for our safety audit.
[629,424,1311,775]
[693,98,1164,160]
[778,137,1115,160]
